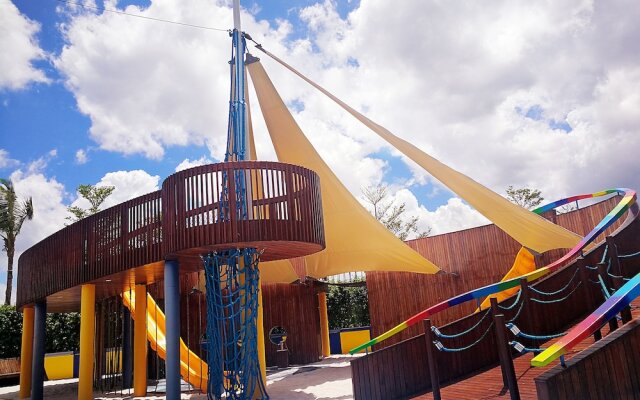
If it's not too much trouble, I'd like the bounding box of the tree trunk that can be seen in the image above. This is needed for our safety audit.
[5,246,14,305]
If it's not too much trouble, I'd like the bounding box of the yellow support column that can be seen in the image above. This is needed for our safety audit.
[19,306,34,399]
[78,284,95,400]
[256,278,267,391]
[318,291,331,357]
[133,285,147,397]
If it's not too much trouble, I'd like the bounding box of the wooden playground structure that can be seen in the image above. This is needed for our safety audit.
[12,1,640,399]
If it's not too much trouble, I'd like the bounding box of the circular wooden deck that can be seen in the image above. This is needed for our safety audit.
[17,161,324,311]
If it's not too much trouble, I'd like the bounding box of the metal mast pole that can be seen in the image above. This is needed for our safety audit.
[232,0,247,160]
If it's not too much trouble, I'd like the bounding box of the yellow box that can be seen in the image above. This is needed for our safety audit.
[44,352,74,380]
[340,329,371,354]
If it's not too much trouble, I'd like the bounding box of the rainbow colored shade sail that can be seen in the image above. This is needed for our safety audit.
[349,188,636,354]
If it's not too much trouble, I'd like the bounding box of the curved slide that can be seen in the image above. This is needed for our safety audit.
[350,188,637,354]
[122,291,208,392]
[477,247,536,311]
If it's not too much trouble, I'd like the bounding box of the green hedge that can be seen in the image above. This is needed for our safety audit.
[0,305,80,358]
[327,285,370,330]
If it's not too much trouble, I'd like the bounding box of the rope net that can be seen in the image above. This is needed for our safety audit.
[204,248,268,400]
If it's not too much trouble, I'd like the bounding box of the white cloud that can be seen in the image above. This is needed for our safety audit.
[175,156,214,172]
[98,170,160,207]
[55,1,249,159]
[0,149,19,169]
[361,187,490,238]
[335,0,639,199]
[53,0,640,232]
[23,148,58,175]
[0,165,160,304]
[69,170,161,211]
[75,149,88,164]
[0,168,69,304]
[0,0,49,90]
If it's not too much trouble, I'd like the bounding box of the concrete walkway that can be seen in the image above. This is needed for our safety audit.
[0,355,360,399]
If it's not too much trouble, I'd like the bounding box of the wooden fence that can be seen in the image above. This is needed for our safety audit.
[262,282,322,366]
[171,268,321,366]
[366,197,624,348]
[351,212,640,399]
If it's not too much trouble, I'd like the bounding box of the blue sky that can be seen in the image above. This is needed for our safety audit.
[0,0,370,195]
[1,0,640,303]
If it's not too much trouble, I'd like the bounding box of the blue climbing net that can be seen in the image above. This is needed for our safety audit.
[204,249,268,400]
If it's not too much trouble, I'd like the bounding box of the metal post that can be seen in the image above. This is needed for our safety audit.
[493,311,520,400]
[122,308,132,389]
[19,306,34,399]
[165,259,181,399]
[133,285,147,397]
[232,0,246,160]
[519,277,539,349]
[597,262,618,332]
[78,284,96,400]
[423,319,441,400]
[490,297,508,388]
[606,236,632,323]
[577,258,601,341]
[256,274,267,392]
[31,301,46,400]
[318,291,331,357]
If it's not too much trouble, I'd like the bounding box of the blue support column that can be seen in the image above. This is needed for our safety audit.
[122,308,132,389]
[31,301,46,400]
[164,259,181,399]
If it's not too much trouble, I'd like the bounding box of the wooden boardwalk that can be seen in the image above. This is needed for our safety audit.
[413,304,639,400]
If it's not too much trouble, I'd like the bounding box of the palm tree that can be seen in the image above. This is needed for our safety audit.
[0,179,33,305]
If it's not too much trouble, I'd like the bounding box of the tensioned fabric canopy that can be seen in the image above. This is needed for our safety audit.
[245,76,300,284]
[253,47,581,255]
[248,60,440,278]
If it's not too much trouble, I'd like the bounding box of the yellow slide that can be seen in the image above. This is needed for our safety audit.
[478,247,536,310]
[122,291,208,392]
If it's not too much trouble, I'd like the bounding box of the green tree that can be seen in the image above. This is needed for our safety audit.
[45,312,80,353]
[505,185,544,210]
[0,306,81,358]
[0,178,34,305]
[362,184,431,240]
[0,305,22,358]
[327,285,370,330]
[66,184,115,222]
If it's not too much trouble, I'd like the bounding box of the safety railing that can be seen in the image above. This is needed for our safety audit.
[17,161,324,308]
[351,215,640,400]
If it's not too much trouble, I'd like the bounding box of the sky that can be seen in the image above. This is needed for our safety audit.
[1,0,640,304]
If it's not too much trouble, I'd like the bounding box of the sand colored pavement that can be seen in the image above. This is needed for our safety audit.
[0,355,359,400]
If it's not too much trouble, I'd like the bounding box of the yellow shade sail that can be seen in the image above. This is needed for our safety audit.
[246,73,300,284]
[254,47,582,254]
[248,60,439,278]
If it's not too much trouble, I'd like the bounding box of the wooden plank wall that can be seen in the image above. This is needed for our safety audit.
[352,216,640,399]
[171,274,322,367]
[262,282,322,366]
[535,319,640,400]
[367,197,624,349]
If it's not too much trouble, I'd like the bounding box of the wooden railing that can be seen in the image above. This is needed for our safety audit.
[367,197,626,348]
[351,216,640,400]
[162,161,324,260]
[535,319,640,399]
[17,161,324,308]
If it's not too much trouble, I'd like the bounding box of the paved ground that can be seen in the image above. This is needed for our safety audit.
[0,355,359,399]
[411,345,587,400]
